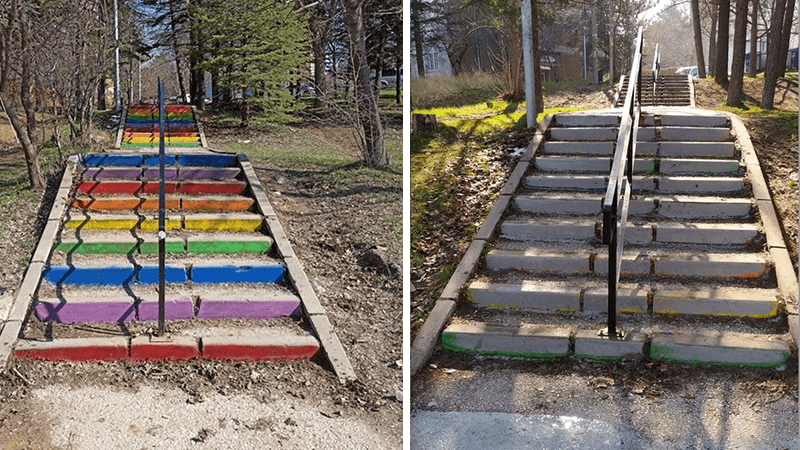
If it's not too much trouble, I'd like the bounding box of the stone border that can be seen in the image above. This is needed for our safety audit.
[0,155,78,372]
[114,106,127,149]
[410,115,554,376]
[687,75,696,108]
[726,112,799,344]
[237,154,356,382]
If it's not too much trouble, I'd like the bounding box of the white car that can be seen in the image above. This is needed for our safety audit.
[676,66,699,78]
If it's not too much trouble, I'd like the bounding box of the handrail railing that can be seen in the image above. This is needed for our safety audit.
[601,26,644,339]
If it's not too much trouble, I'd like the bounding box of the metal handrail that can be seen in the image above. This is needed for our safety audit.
[601,26,644,339]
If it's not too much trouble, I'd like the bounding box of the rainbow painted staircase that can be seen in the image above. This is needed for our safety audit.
[3,151,354,380]
[117,105,206,148]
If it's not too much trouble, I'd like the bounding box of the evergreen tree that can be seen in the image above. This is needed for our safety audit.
[191,0,310,126]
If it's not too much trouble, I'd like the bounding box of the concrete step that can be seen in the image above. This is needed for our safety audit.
[542,141,614,155]
[467,280,778,318]
[524,175,744,194]
[549,127,617,141]
[534,156,739,175]
[512,193,751,219]
[441,320,789,367]
[70,195,256,212]
[486,248,768,279]
[33,284,300,323]
[554,114,620,127]
[660,127,731,142]
[501,218,598,241]
[42,261,286,286]
[55,230,273,255]
[63,211,263,232]
[15,324,319,362]
[660,114,729,128]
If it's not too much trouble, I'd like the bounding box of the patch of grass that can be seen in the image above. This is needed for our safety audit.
[435,264,455,286]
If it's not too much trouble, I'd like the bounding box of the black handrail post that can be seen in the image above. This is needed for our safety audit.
[157,79,166,337]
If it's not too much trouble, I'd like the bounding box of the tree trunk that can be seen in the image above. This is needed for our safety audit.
[761,0,788,108]
[411,0,426,78]
[748,0,758,76]
[2,92,42,189]
[709,4,718,76]
[608,0,616,82]
[506,17,523,99]
[727,0,749,106]
[777,0,796,77]
[395,59,401,105]
[714,0,730,87]
[98,76,107,110]
[343,0,387,167]
[691,0,706,78]
[311,12,328,108]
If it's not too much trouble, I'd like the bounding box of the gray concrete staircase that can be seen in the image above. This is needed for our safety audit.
[439,109,792,367]
[616,73,693,107]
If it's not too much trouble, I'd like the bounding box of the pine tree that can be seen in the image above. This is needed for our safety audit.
[191,0,310,126]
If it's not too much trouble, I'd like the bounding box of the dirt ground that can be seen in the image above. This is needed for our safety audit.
[0,113,403,448]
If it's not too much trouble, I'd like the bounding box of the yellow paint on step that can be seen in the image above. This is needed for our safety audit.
[139,218,182,231]
[168,136,200,143]
[63,218,139,230]
[184,216,262,231]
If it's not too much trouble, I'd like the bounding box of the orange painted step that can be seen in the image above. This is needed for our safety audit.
[182,196,255,211]
[71,197,181,210]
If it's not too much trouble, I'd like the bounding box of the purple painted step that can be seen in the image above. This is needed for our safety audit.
[179,167,241,180]
[83,167,143,179]
[196,293,300,319]
[141,168,179,180]
[35,298,136,324]
[137,296,195,321]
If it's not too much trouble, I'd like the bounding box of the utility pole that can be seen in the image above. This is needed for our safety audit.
[114,0,121,112]
[521,0,536,128]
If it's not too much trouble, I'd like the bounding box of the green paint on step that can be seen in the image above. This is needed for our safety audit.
[650,344,789,368]
[56,241,137,254]
[440,332,565,360]
[139,241,187,254]
[187,239,272,254]
[56,240,185,254]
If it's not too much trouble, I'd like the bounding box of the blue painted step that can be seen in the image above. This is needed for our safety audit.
[42,264,285,286]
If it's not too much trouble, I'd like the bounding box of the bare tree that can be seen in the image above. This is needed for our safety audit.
[714,0,730,87]
[692,0,707,77]
[727,0,749,106]
[342,0,388,166]
[761,0,788,108]
[748,0,758,76]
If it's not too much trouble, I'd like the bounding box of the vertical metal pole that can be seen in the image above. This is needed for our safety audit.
[114,0,121,112]
[521,0,536,128]
[157,80,166,336]
[608,226,617,339]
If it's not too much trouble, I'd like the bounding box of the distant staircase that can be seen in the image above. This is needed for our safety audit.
[615,73,693,107]
[118,105,205,148]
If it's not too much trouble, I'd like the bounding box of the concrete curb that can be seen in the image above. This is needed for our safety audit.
[726,112,799,344]
[411,116,552,377]
[0,156,78,373]
[237,154,356,383]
